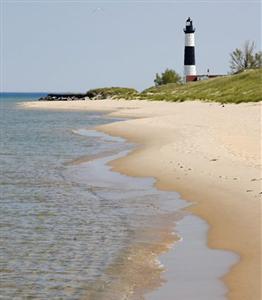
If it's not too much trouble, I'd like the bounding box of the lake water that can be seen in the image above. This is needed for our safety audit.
[0,94,238,300]
[0,94,188,299]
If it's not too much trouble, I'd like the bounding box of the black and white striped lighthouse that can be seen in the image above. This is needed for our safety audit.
[184,17,196,78]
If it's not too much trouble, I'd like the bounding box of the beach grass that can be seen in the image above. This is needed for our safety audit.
[86,87,139,100]
[85,69,261,103]
[139,69,262,103]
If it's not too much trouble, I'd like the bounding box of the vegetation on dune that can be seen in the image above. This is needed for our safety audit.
[85,69,261,104]
[154,69,182,86]
[139,69,262,103]
[86,87,139,100]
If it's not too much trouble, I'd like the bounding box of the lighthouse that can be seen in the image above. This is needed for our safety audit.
[184,17,196,79]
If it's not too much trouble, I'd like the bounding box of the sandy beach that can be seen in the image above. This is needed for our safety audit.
[21,100,261,300]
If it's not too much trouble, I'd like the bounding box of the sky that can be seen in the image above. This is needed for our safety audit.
[1,0,261,92]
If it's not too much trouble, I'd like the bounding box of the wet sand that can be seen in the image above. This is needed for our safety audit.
[21,100,261,300]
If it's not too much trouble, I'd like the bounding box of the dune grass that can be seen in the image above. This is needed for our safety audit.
[139,69,262,103]
[86,87,138,100]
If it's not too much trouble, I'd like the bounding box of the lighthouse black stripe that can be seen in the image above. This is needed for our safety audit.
[184,46,195,65]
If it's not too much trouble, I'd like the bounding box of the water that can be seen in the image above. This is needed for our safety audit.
[0,94,238,300]
[0,94,187,299]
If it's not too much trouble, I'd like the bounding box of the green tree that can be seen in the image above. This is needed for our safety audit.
[154,69,181,86]
[230,41,262,74]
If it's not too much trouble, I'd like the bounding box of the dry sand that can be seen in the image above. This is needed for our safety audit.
[21,100,261,300]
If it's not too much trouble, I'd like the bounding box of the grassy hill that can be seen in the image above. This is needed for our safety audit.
[139,69,262,103]
[85,69,261,103]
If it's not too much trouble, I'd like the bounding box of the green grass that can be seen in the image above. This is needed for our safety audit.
[139,69,262,103]
[86,69,261,103]
[86,87,139,100]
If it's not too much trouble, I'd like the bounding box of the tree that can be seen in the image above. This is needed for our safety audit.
[229,41,262,74]
[154,69,181,86]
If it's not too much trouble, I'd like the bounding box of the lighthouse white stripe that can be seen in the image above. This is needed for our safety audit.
[185,33,195,47]
[184,65,196,76]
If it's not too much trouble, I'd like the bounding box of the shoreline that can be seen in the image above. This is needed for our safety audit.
[68,133,189,300]
[20,100,261,299]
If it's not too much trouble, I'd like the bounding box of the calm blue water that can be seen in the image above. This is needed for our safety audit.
[0,94,186,299]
